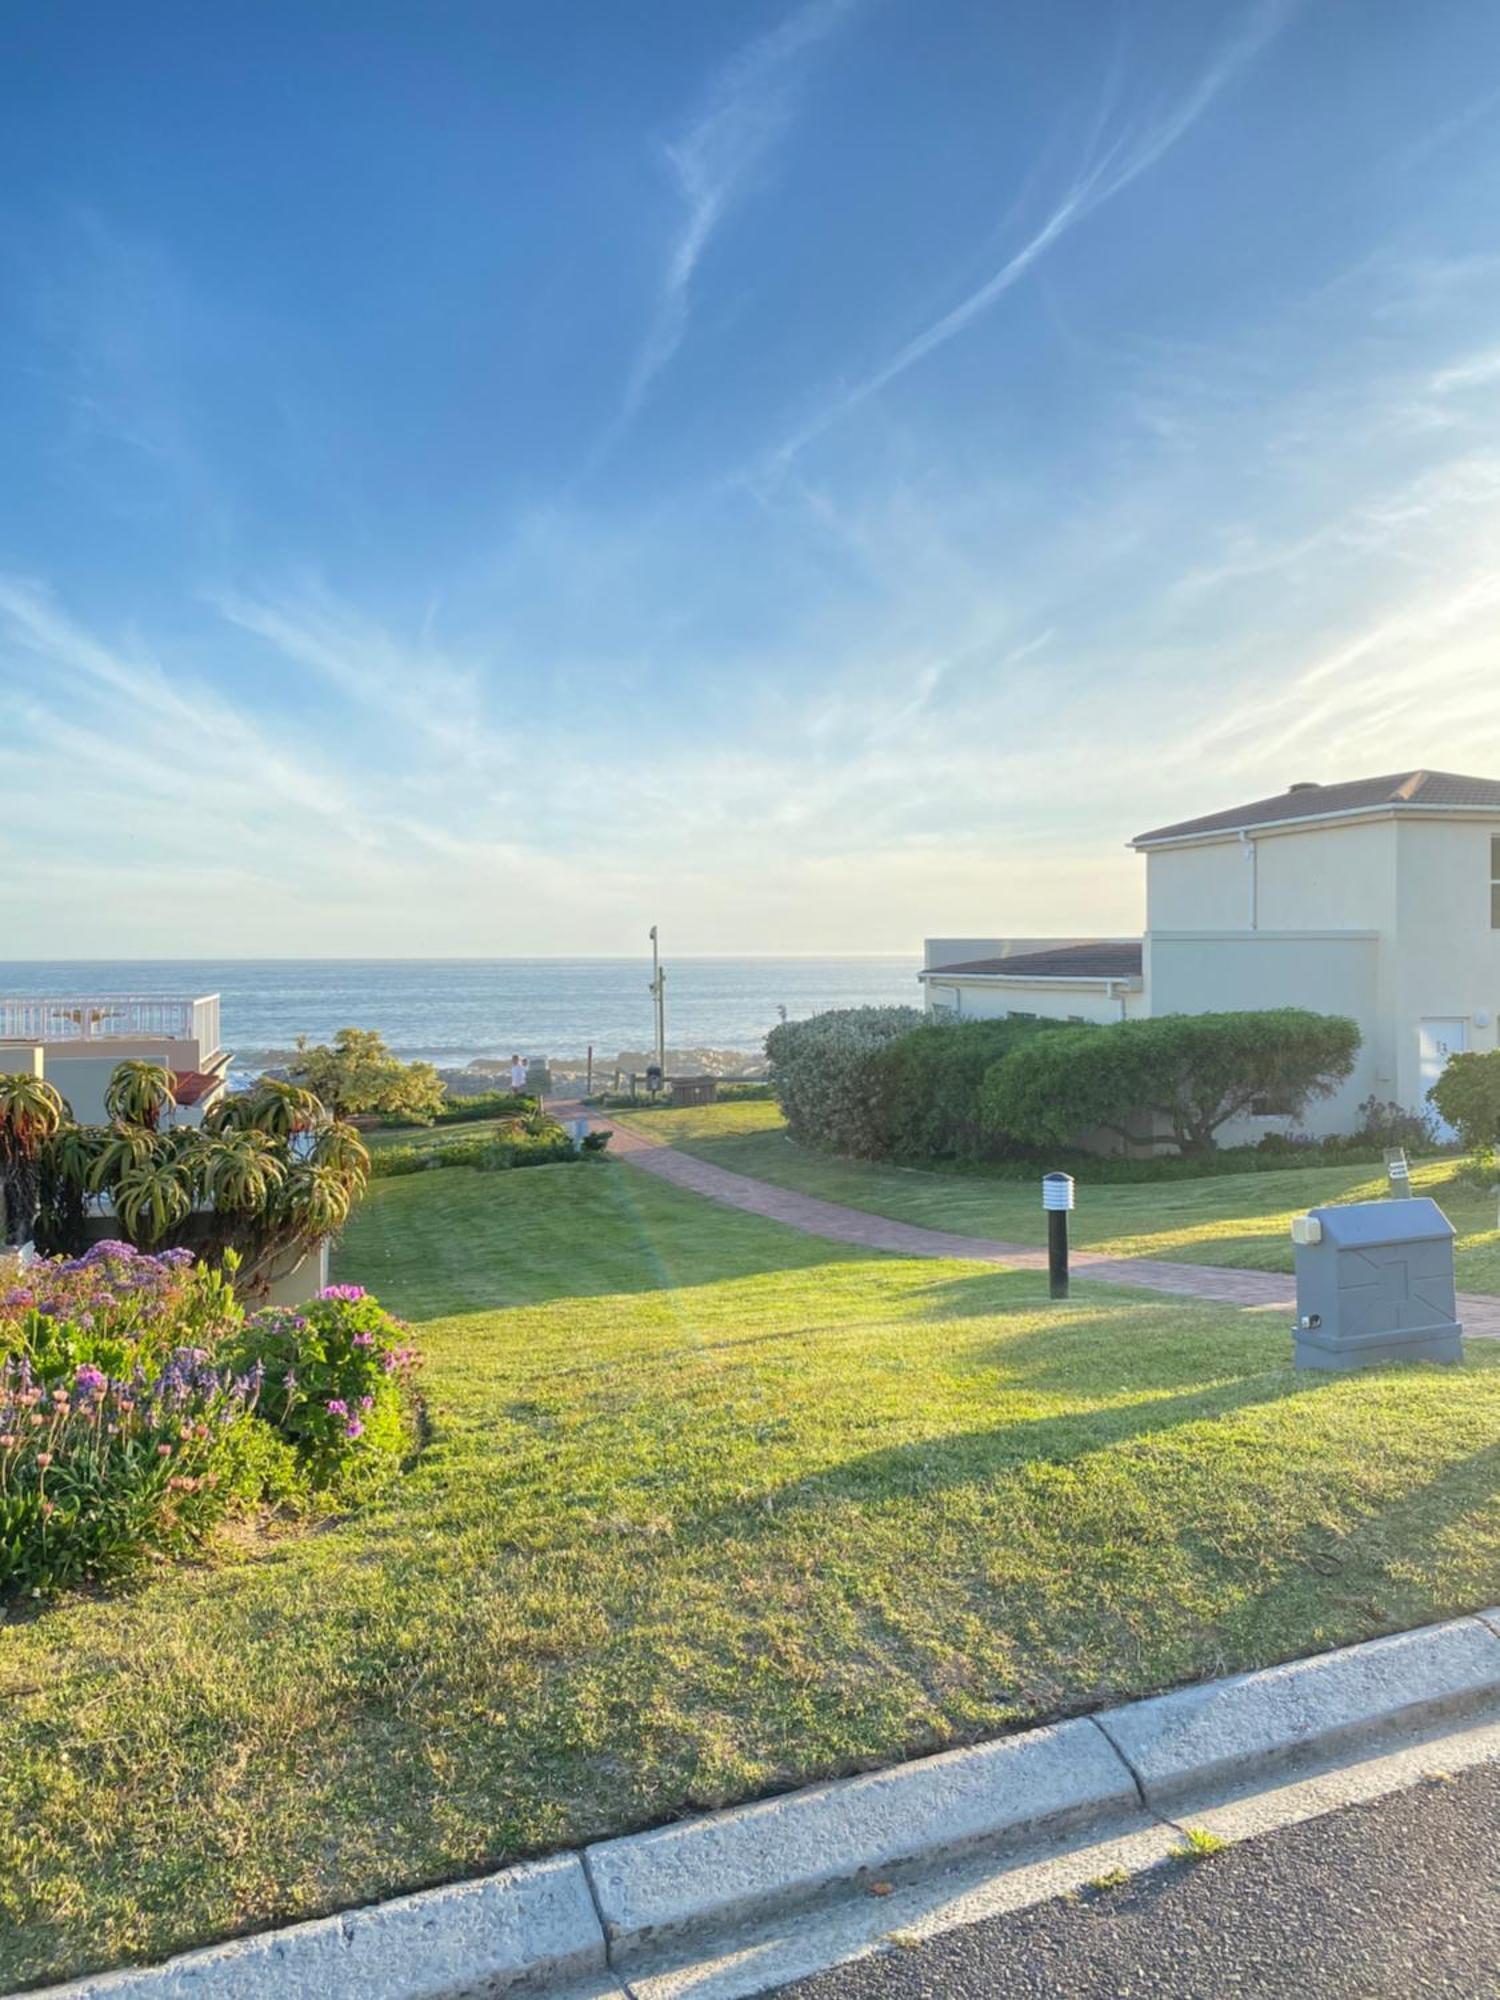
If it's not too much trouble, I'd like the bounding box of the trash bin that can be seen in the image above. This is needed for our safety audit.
[1290,1196,1463,1370]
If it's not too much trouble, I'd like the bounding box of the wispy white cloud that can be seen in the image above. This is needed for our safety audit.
[759,0,1299,478]
[210,583,510,774]
[610,0,858,436]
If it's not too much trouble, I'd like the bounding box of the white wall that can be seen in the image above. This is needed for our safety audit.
[926,977,1145,1026]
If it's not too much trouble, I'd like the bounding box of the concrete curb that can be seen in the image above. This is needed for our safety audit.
[35,1855,614,2000]
[1092,1615,1500,1808]
[21,1611,1500,2000]
[584,1716,1136,1959]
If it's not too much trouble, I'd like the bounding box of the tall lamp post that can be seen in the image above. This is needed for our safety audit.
[648,926,667,1093]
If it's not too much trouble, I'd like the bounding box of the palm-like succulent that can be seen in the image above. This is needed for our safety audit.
[113,1157,195,1244]
[0,1073,65,1160]
[310,1120,370,1183]
[88,1125,163,1195]
[0,1073,66,1245]
[214,1081,322,1142]
[278,1162,355,1240]
[200,1130,285,1213]
[105,1060,177,1132]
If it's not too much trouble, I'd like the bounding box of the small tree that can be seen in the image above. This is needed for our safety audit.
[1427,1050,1500,1153]
[287,1028,445,1124]
[980,1010,1361,1157]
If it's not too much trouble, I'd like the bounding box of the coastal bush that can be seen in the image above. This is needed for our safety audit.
[225,1288,420,1498]
[867,1017,1063,1161]
[288,1028,445,1124]
[765,1007,925,1156]
[980,1010,1362,1157]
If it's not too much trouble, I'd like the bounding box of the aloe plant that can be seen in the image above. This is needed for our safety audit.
[310,1121,370,1179]
[113,1158,196,1244]
[200,1131,285,1214]
[104,1060,177,1132]
[0,1073,65,1246]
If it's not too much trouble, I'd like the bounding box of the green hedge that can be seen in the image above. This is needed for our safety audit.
[375,1091,537,1130]
[980,1010,1362,1157]
[369,1125,606,1177]
[867,1017,1063,1161]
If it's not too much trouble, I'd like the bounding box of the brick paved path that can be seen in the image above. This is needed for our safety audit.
[594,1115,1500,1340]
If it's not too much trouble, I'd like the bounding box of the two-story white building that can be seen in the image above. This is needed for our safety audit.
[920,770,1500,1139]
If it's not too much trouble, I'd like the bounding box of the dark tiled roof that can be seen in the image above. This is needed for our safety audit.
[928,941,1143,982]
[1134,770,1500,846]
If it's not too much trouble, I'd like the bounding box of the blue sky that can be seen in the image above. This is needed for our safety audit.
[5,0,1500,955]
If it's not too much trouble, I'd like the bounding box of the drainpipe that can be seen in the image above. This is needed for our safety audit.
[1107,980,1127,1020]
[1240,829,1258,930]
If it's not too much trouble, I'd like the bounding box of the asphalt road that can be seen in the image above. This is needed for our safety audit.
[774,1763,1500,1998]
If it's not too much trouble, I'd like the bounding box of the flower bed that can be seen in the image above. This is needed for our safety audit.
[0,1244,420,1600]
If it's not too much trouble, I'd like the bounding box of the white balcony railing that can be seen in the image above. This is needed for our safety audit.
[0,994,222,1058]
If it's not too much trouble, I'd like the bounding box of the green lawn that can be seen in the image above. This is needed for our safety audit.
[364,1115,526,1152]
[7,1161,1500,1987]
[617,1103,1500,1292]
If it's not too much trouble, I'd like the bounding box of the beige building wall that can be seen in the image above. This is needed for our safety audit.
[0,1044,44,1082]
[1145,840,1249,929]
[1389,819,1500,1110]
[1147,930,1381,1139]
[1252,818,1397,931]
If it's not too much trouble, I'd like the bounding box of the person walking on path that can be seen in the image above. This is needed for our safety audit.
[509,1053,527,1095]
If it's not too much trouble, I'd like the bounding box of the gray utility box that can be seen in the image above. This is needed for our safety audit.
[1291,1197,1462,1370]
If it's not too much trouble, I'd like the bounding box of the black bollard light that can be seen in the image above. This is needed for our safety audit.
[1042,1171,1075,1299]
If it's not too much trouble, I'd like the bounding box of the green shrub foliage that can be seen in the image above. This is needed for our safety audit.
[1427,1050,1500,1154]
[980,1010,1361,1156]
[765,1008,925,1157]
[369,1118,604,1178]
[867,1017,1063,1160]
[225,1289,420,1499]
[288,1028,446,1124]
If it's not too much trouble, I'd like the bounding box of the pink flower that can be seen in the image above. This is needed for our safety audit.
[345,1418,364,1439]
[326,1398,348,1416]
[35,1451,53,1468]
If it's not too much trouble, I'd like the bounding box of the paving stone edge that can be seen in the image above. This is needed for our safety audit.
[19,1609,1500,2000]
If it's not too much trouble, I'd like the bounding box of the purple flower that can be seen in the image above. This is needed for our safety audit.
[326,1398,348,1416]
[359,1394,373,1410]
[352,1331,375,1348]
[344,1418,364,1439]
[317,1284,367,1302]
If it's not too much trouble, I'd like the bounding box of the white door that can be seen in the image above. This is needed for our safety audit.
[1419,1018,1468,1137]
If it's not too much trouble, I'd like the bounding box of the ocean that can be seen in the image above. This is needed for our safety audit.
[0,958,922,1070]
